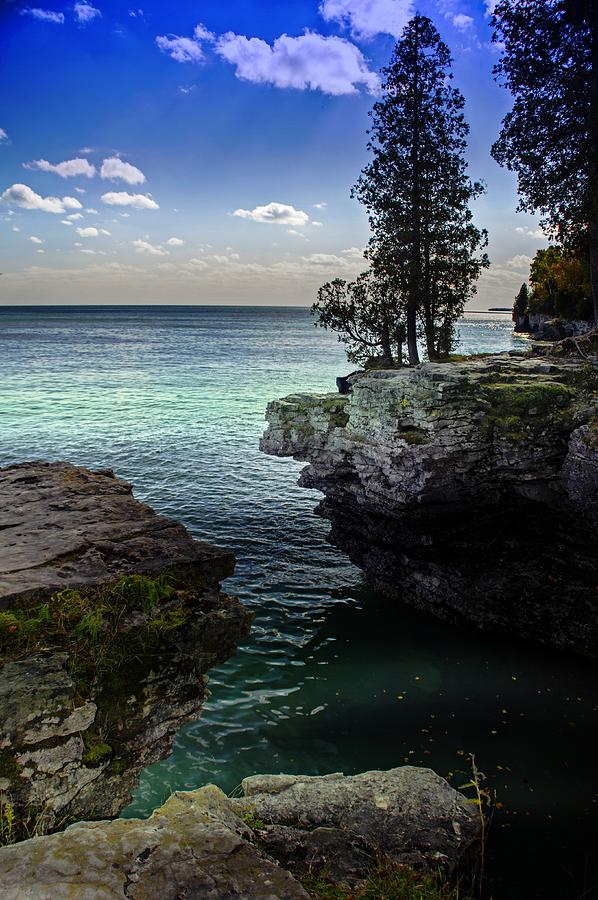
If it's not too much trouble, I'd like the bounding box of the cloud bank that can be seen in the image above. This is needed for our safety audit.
[1,183,83,214]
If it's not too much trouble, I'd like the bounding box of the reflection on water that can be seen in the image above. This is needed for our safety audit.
[0,307,594,899]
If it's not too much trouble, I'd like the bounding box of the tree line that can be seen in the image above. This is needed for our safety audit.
[313,1,598,367]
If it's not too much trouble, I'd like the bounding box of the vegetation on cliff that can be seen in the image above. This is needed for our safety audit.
[491,0,598,323]
[313,14,489,367]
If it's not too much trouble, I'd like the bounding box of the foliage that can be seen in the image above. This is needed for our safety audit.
[242,810,266,830]
[312,271,406,366]
[0,573,186,681]
[491,0,598,322]
[351,15,489,363]
[301,860,460,900]
[513,283,529,318]
[528,247,593,320]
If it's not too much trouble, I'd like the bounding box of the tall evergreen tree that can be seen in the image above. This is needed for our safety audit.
[352,14,489,364]
[491,0,598,323]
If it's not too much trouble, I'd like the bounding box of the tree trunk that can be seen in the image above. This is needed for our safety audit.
[380,321,393,366]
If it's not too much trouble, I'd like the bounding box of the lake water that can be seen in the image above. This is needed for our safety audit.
[0,306,596,899]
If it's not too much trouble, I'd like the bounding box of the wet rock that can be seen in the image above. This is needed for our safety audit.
[261,353,598,655]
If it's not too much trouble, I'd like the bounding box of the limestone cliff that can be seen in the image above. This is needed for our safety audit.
[261,352,598,655]
[0,462,252,834]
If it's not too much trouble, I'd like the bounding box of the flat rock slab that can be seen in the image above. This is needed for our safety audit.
[0,461,234,606]
[232,767,481,881]
[0,786,309,900]
[0,768,480,898]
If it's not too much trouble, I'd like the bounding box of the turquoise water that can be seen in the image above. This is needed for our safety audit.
[0,306,596,900]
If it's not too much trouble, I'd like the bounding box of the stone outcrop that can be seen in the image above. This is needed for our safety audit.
[0,767,481,898]
[261,352,598,655]
[0,462,252,833]
[0,461,232,606]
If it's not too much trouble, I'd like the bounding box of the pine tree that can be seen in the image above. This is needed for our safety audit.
[514,283,529,317]
[491,0,598,323]
[352,14,489,364]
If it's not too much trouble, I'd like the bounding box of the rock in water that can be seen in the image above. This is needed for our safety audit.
[0,768,480,898]
[0,461,252,831]
[260,353,598,655]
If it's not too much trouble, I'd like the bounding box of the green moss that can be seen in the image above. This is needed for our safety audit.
[242,810,266,830]
[82,741,112,767]
[480,380,573,440]
[301,861,460,900]
[0,751,23,788]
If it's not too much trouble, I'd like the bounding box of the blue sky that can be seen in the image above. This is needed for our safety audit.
[0,0,547,306]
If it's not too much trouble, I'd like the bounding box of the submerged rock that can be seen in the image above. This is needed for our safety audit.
[0,767,480,898]
[0,462,252,832]
[260,352,598,655]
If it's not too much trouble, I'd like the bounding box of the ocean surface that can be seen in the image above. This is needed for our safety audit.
[0,306,596,900]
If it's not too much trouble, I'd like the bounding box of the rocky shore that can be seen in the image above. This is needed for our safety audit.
[0,462,252,833]
[261,349,598,655]
[0,767,481,898]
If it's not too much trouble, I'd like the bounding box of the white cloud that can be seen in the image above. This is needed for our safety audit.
[233,201,310,227]
[12,226,20,232]
[20,7,65,23]
[185,257,209,271]
[313,202,327,209]
[99,228,111,235]
[506,254,533,270]
[100,156,146,185]
[301,252,350,266]
[74,186,86,194]
[132,238,168,255]
[312,220,324,227]
[452,13,474,30]
[101,191,159,209]
[166,236,185,245]
[484,0,497,15]
[61,219,73,225]
[74,2,101,23]
[1,183,83,214]
[156,35,205,63]
[287,229,307,238]
[178,85,195,95]
[80,248,96,254]
[29,235,44,244]
[120,212,130,218]
[0,129,8,143]
[319,0,413,39]
[85,207,98,214]
[36,249,45,254]
[77,226,99,237]
[515,226,546,239]
[156,23,215,63]
[215,31,379,95]
[341,246,366,260]
[66,212,84,220]
[24,157,96,178]
[129,8,144,18]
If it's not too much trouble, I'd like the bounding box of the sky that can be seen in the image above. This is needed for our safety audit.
[0,0,548,307]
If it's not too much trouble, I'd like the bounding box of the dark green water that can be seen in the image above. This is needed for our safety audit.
[0,306,596,899]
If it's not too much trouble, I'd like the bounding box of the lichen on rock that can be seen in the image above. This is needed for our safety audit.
[0,462,252,837]
[261,352,598,655]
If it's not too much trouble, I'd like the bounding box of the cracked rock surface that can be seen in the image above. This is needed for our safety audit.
[0,768,479,898]
[261,353,598,654]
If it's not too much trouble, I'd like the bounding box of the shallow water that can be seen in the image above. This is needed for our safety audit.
[0,306,596,899]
